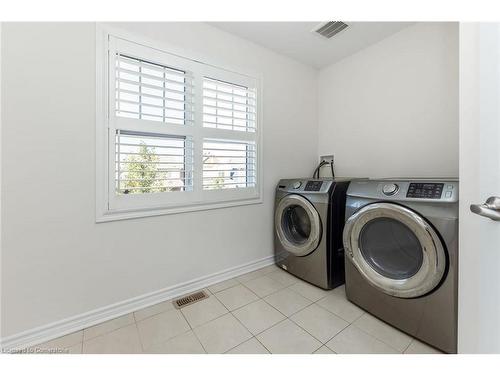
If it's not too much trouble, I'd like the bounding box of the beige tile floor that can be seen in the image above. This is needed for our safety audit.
[28,265,443,354]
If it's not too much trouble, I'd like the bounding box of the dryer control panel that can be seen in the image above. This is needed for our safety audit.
[346,179,459,203]
[406,183,444,199]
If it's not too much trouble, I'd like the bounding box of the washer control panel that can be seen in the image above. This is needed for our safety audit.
[277,179,333,194]
[304,181,324,191]
[406,183,444,199]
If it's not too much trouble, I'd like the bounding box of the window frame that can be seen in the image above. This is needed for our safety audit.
[96,25,263,222]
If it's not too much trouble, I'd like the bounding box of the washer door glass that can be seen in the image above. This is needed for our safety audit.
[275,194,322,256]
[343,203,447,298]
[282,205,312,245]
[359,218,423,280]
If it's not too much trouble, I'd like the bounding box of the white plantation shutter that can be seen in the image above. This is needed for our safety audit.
[203,140,256,190]
[201,76,259,193]
[203,78,256,132]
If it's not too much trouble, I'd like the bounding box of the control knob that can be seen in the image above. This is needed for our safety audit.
[292,181,302,189]
[382,183,399,196]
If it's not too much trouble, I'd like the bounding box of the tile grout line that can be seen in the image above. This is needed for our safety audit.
[322,319,353,350]
[190,311,247,354]
[189,323,209,354]
[29,329,85,352]
[345,322,404,354]
[241,281,289,299]
[224,292,316,353]
[283,318,323,353]
[309,300,352,326]
[216,320,253,354]
[136,286,230,353]
[323,309,400,353]
[223,336,270,354]
[139,308,197,353]
[211,284,261,312]
[288,307,351,345]
[253,335,273,354]
[229,300,287,337]
[299,295,365,350]
[207,280,242,294]
[135,322,148,353]
[314,345,338,354]
[349,313,410,353]
[179,307,194,330]
[82,321,137,344]
[402,338,415,353]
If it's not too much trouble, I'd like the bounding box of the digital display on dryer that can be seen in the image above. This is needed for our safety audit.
[304,181,323,191]
[406,183,444,199]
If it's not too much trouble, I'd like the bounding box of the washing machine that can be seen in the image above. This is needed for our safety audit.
[343,179,458,353]
[274,178,352,289]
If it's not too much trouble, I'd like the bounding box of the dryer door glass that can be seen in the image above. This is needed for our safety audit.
[359,218,423,280]
[343,202,447,298]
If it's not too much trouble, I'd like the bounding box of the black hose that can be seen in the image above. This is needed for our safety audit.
[312,160,328,179]
[312,160,335,179]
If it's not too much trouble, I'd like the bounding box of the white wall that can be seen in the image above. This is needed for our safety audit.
[317,22,459,179]
[0,23,318,338]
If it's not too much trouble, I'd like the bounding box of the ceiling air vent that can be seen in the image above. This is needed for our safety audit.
[313,21,349,39]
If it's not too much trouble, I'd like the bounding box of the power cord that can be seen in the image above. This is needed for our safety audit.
[312,160,335,179]
[312,160,326,179]
[330,160,335,179]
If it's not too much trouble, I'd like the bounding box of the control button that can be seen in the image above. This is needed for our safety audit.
[382,183,399,196]
[447,184,454,190]
[292,181,302,189]
[445,191,452,198]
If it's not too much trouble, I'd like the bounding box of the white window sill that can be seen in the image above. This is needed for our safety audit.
[96,197,263,223]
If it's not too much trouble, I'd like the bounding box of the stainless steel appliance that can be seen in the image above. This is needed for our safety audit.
[343,179,459,353]
[274,178,352,289]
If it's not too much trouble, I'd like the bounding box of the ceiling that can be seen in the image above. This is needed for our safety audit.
[209,22,413,69]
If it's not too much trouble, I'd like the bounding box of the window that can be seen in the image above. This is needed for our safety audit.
[202,140,256,190]
[115,131,194,194]
[96,30,262,221]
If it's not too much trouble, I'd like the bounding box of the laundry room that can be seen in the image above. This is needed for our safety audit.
[1,2,500,373]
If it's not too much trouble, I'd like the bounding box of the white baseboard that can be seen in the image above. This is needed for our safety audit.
[1,255,275,351]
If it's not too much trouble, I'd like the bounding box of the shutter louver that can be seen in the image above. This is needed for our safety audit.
[203,78,256,132]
